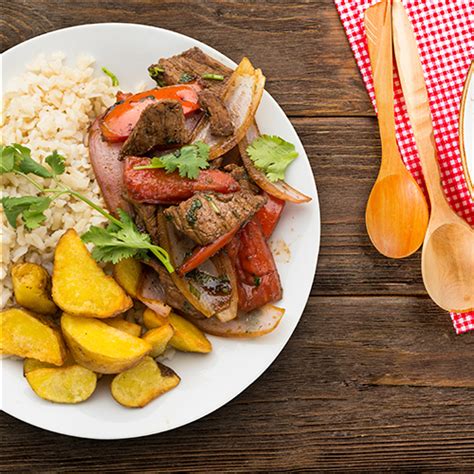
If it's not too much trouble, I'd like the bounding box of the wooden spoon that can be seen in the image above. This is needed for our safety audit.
[364,0,429,259]
[393,0,474,312]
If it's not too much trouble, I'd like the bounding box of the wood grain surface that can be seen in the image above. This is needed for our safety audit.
[1,1,473,472]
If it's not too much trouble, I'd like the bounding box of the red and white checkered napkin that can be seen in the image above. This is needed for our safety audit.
[334,0,474,333]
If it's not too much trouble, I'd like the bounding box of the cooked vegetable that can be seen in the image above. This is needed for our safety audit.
[113,258,142,298]
[142,324,174,357]
[111,356,180,408]
[177,225,240,276]
[188,304,284,338]
[136,268,172,318]
[124,156,239,204]
[100,85,200,142]
[228,219,282,312]
[142,308,168,330]
[254,194,285,239]
[213,252,239,323]
[192,57,266,160]
[24,359,97,404]
[133,142,210,179]
[52,229,133,318]
[61,313,151,374]
[167,312,212,353]
[12,262,57,314]
[105,317,142,337]
[201,73,224,81]
[0,308,66,365]
[239,123,311,203]
[247,135,298,182]
[148,64,165,85]
[88,116,131,214]
[102,67,119,86]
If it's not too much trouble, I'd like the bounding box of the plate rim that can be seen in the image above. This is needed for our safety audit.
[1,22,321,440]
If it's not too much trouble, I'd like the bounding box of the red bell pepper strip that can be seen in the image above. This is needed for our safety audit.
[177,225,240,276]
[101,84,201,142]
[124,157,240,204]
[228,219,282,313]
[254,194,285,240]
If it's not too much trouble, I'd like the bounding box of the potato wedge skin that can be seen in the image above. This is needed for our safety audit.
[105,317,142,337]
[143,324,174,357]
[61,313,151,374]
[113,258,142,298]
[52,229,132,318]
[143,308,168,330]
[111,356,180,408]
[0,308,66,365]
[169,313,212,353]
[12,263,57,315]
[25,361,97,404]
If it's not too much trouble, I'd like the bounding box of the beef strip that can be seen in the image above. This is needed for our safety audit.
[131,202,160,244]
[164,191,266,246]
[120,100,187,157]
[223,164,259,193]
[198,90,234,137]
[143,258,204,318]
[152,47,232,96]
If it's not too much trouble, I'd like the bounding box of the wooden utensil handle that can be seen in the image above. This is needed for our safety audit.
[364,0,398,154]
[392,0,447,206]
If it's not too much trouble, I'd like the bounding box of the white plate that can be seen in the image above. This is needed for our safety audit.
[1,23,320,439]
[460,61,474,198]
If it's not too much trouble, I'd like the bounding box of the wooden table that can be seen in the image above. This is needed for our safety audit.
[1,1,473,471]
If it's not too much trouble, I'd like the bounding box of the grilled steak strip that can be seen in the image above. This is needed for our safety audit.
[198,90,234,137]
[164,191,266,246]
[152,47,232,96]
[121,100,187,157]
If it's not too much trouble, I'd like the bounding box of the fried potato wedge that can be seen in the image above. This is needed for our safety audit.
[168,312,212,353]
[105,317,142,337]
[0,308,66,365]
[12,263,57,315]
[143,324,174,357]
[61,313,151,374]
[113,258,142,298]
[24,359,97,404]
[52,229,133,318]
[143,308,168,330]
[111,356,180,408]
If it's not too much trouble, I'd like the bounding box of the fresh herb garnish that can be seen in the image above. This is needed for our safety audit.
[148,64,165,86]
[133,141,210,179]
[0,144,173,272]
[254,276,261,287]
[246,135,298,182]
[201,73,224,81]
[102,67,119,86]
[179,72,196,83]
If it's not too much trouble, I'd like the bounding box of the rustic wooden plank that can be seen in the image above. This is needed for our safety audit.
[1,296,473,471]
[289,116,428,297]
[0,0,373,117]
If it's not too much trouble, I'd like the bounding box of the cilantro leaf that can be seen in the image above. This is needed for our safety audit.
[1,196,51,230]
[45,150,66,176]
[0,145,15,174]
[102,67,119,86]
[15,145,52,178]
[247,135,298,182]
[133,142,210,179]
[81,209,173,271]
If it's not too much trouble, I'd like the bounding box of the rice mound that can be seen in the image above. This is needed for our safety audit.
[1,52,118,308]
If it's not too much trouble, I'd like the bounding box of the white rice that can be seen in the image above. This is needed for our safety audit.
[1,52,118,308]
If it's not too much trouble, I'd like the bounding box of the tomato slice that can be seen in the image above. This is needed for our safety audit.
[101,84,201,142]
[254,194,285,239]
